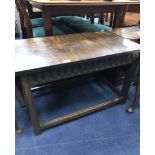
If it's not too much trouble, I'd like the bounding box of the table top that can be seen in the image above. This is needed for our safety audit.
[15,31,140,75]
[29,0,140,5]
[111,26,140,40]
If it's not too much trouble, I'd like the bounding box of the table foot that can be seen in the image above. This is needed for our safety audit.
[16,127,23,134]
[126,106,135,113]
[127,78,140,113]
[15,122,23,135]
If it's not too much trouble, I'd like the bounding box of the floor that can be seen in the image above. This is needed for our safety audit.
[15,80,140,155]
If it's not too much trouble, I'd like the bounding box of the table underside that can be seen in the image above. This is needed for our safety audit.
[18,50,138,134]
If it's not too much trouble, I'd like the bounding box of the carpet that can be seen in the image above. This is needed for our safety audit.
[15,81,140,155]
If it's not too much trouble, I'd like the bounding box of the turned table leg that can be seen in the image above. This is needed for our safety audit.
[127,78,140,113]
[121,63,135,103]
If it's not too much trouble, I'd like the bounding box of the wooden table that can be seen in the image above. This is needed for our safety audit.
[110,26,140,43]
[27,0,140,36]
[15,31,140,134]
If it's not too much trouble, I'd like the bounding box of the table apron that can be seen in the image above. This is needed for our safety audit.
[25,54,135,87]
[41,5,124,15]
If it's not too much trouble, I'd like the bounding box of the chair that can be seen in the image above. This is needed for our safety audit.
[16,0,112,38]
[15,0,75,38]
[18,0,45,27]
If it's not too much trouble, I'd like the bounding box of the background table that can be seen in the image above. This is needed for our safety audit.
[27,0,140,36]
[110,26,140,43]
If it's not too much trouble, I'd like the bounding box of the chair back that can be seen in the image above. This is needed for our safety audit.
[98,5,128,28]
[99,13,114,27]
[15,0,33,38]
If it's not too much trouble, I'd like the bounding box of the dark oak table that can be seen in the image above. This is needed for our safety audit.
[15,31,140,134]
[27,0,140,36]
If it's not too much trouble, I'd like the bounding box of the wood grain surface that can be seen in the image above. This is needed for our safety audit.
[15,31,140,74]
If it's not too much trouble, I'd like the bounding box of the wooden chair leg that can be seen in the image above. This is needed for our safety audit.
[15,121,23,134]
[127,78,140,113]
[90,13,94,24]
[86,14,90,19]
[99,13,104,24]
